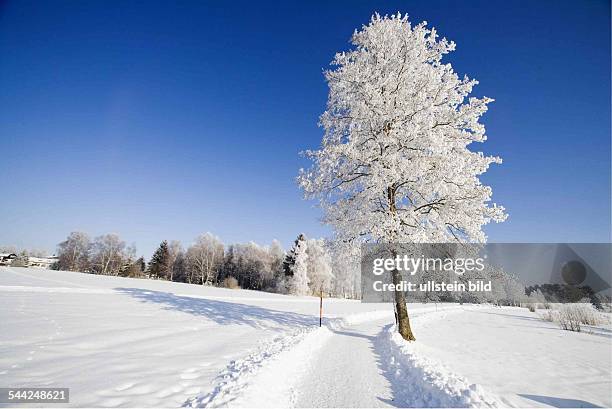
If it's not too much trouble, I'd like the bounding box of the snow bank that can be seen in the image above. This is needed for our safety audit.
[381,324,502,408]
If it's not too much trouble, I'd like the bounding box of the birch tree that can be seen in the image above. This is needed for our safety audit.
[57,232,91,272]
[298,13,507,341]
[306,238,334,294]
[91,234,127,275]
[330,240,361,299]
[187,233,224,285]
[167,240,183,281]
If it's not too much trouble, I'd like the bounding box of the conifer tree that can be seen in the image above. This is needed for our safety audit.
[148,241,170,279]
[283,234,307,277]
[289,239,309,295]
[122,256,146,277]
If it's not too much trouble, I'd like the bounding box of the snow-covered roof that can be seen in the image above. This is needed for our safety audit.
[28,256,59,263]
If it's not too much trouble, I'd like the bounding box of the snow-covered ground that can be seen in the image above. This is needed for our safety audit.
[1,267,611,408]
[408,306,612,408]
[0,267,392,407]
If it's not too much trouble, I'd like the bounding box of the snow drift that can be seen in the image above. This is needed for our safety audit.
[381,324,502,408]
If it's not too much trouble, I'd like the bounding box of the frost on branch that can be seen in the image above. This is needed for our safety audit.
[298,13,507,245]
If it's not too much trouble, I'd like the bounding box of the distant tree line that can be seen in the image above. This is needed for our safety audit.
[49,231,360,298]
[526,283,607,307]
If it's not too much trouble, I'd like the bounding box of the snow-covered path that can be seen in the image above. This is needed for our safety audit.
[295,319,394,408]
[289,307,500,408]
[216,306,497,409]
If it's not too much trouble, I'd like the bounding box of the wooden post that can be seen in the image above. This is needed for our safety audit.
[319,289,323,327]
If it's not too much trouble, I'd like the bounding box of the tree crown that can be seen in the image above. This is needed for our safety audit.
[298,13,507,244]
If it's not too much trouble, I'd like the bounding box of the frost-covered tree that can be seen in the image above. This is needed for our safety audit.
[57,232,91,272]
[525,288,546,308]
[329,241,361,299]
[91,234,127,275]
[306,238,334,294]
[219,245,238,285]
[232,242,264,289]
[283,234,307,277]
[269,239,286,290]
[503,274,526,306]
[186,233,224,285]
[125,243,137,263]
[219,240,285,291]
[172,250,187,282]
[298,13,507,341]
[257,240,285,291]
[289,239,309,295]
[166,240,183,281]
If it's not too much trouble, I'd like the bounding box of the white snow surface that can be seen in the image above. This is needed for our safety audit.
[0,267,392,407]
[1,267,611,408]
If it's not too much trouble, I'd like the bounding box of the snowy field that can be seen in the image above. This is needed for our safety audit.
[1,267,610,408]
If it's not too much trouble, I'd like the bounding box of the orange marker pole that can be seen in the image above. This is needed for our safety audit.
[319,289,323,327]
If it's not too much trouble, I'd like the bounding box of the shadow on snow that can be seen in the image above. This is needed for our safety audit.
[518,394,602,408]
[115,287,318,330]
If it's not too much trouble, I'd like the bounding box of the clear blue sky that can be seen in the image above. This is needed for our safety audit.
[1,0,610,257]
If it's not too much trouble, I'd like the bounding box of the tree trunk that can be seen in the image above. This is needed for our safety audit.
[392,267,416,341]
[387,185,416,341]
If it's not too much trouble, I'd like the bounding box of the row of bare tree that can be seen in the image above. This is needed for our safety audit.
[56,232,138,276]
[52,232,306,293]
